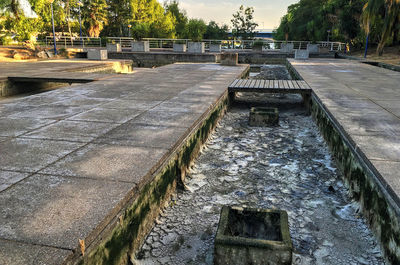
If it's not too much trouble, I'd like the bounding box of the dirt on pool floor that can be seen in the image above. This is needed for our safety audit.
[134,92,385,265]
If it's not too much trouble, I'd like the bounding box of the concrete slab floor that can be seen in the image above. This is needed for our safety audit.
[22,120,118,143]
[40,143,168,183]
[0,138,84,172]
[0,62,247,264]
[95,123,189,150]
[0,239,72,265]
[0,174,132,249]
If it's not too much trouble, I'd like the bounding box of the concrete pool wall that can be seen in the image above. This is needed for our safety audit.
[308,94,400,264]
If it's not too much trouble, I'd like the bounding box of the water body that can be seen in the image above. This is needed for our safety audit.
[135,67,385,265]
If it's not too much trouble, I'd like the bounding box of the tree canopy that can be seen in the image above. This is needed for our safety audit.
[275,0,400,55]
[231,5,258,40]
[0,0,232,43]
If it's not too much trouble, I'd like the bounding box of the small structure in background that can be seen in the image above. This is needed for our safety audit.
[295,49,309,60]
[307,44,320,53]
[249,107,279,126]
[188,42,205,53]
[214,206,292,265]
[220,53,238,66]
[173,43,187,52]
[280,43,294,53]
[106,43,121,52]
[87,49,107,60]
[131,41,150,52]
[210,44,222,53]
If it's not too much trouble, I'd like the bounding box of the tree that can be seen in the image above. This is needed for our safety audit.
[102,0,130,37]
[184,18,206,41]
[274,0,367,46]
[164,0,187,38]
[125,0,176,39]
[81,0,108,37]
[231,5,258,40]
[362,0,400,55]
[204,21,229,40]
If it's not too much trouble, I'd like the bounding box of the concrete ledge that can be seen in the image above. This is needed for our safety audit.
[108,52,220,67]
[337,53,400,73]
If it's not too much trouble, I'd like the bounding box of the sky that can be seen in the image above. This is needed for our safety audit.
[178,0,299,30]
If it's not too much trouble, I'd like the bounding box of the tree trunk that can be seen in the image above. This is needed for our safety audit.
[66,0,72,42]
[393,28,399,46]
[10,0,19,19]
[376,40,385,56]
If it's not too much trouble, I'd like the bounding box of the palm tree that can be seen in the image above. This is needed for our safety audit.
[362,0,400,55]
[377,0,400,55]
[82,0,108,37]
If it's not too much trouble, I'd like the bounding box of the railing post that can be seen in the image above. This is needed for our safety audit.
[331,42,334,51]
[64,37,67,48]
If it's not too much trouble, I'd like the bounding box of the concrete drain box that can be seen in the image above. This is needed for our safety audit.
[214,206,292,265]
[249,107,279,126]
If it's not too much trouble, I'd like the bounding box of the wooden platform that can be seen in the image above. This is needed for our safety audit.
[228,79,311,93]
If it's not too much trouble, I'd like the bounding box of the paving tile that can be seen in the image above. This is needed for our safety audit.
[100,99,162,110]
[0,138,84,172]
[23,120,117,142]
[132,109,201,127]
[67,107,144,124]
[96,123,188,149]
[0,174,132,249]
[371,160,400,196]
[0,170,30,192]
[349,128,400,162]
[0,239,72,265]
[328,107,400,136]
[153,101,211,114]
[0,117,55,137]
[8,105,87,120]
[40,143,167,183]
[49,96,113,108]
[125,92,176,101]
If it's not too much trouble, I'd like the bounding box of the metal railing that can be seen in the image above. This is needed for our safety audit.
[106,37,345,52]
[42,36,102,48]
[107,37,134,48]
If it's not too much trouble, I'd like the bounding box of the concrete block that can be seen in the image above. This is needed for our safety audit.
[188,42,205,53]
[173,43,187,52]
[106,43,121,52]
[249,107,279,126]
[320,47,330,53]
[295,49,310,60]
[131,41,150,52]
[307,44,320,53]
[280,43,294,53]
[210,44,222,53]
[220,53,238,66]
[214,206,292,265]
[87,49,108,60]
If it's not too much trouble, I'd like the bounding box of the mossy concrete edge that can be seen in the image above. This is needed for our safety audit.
[309,92,400,264]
